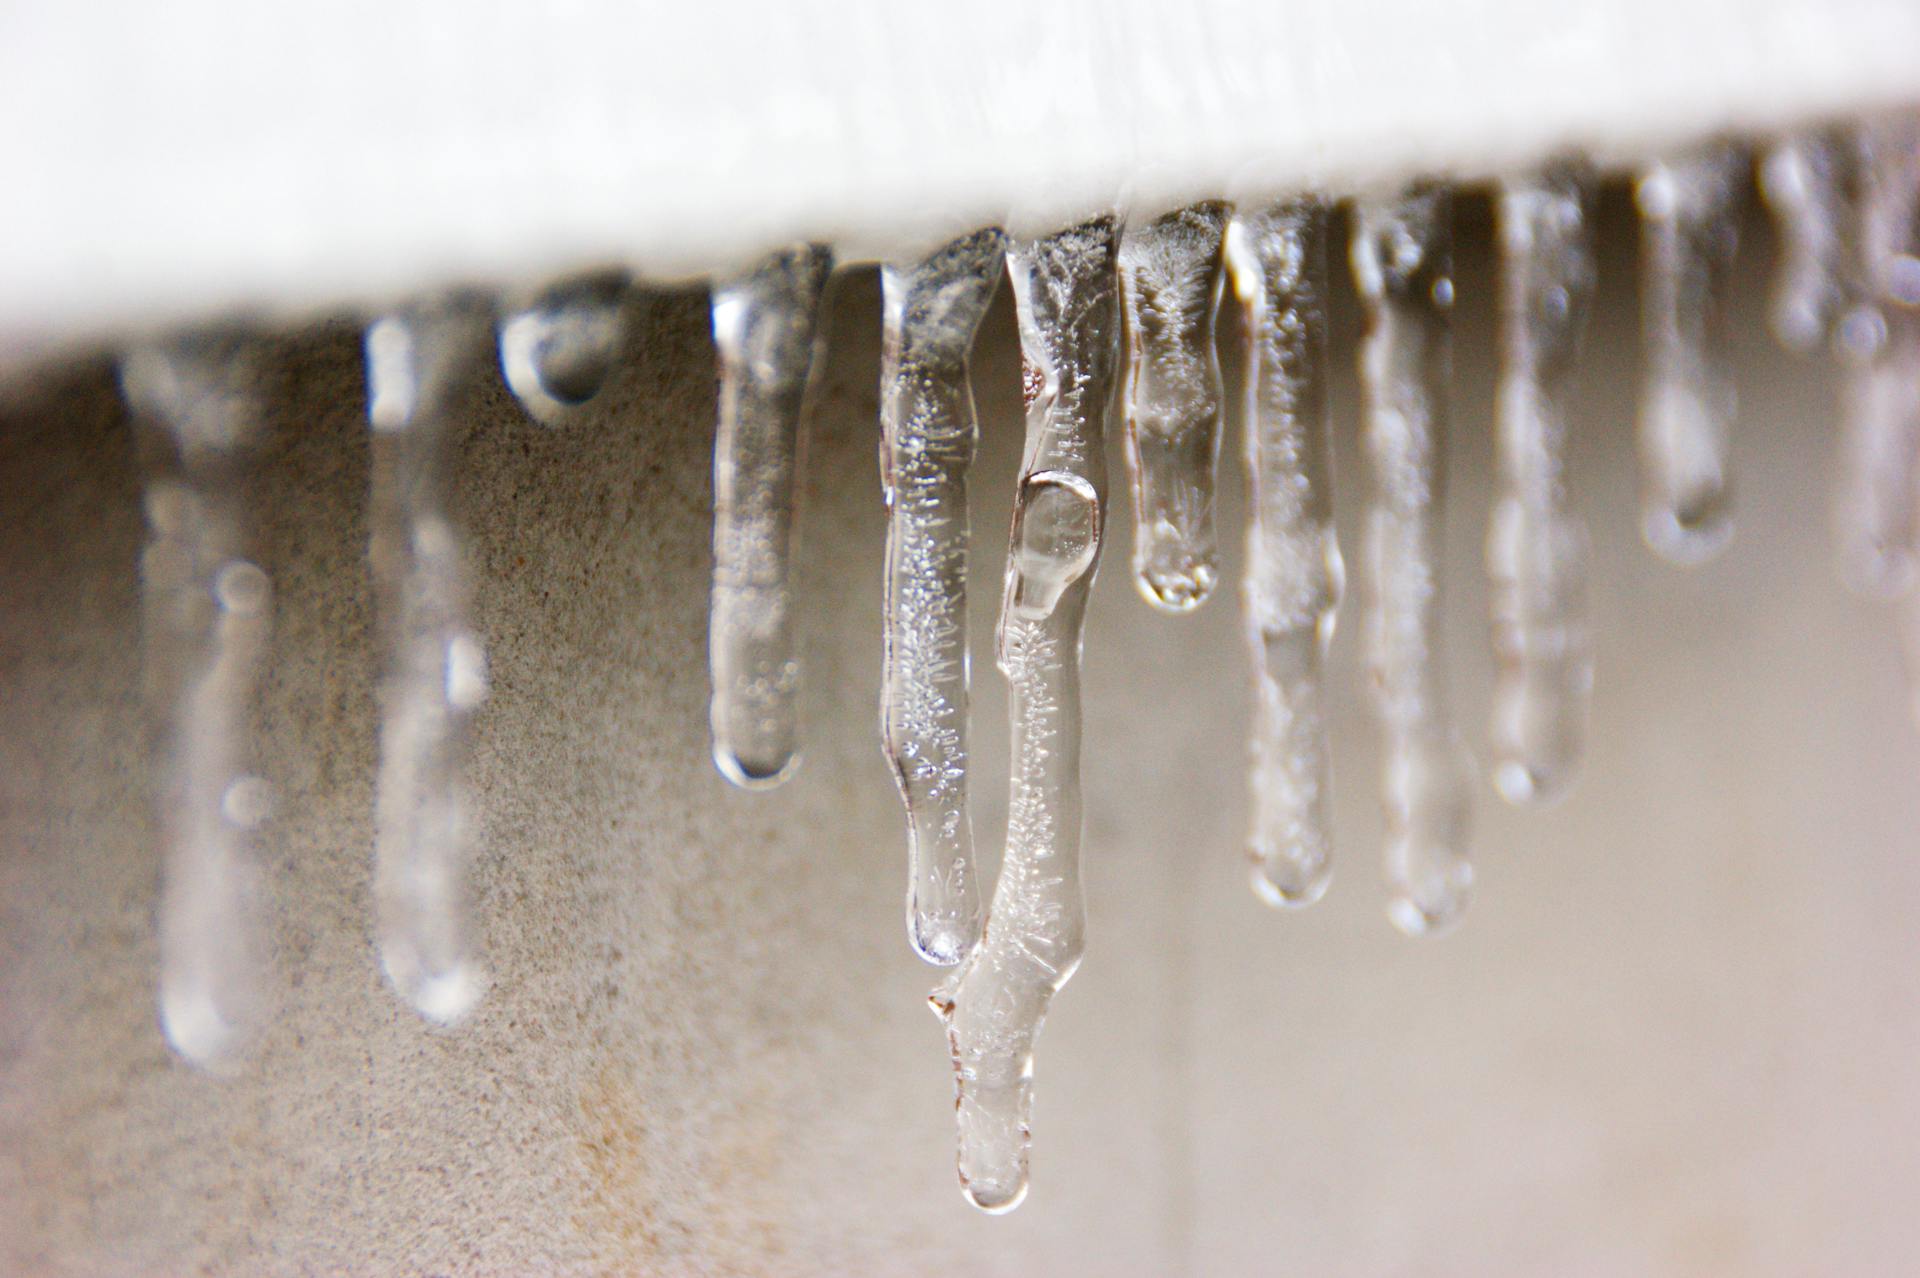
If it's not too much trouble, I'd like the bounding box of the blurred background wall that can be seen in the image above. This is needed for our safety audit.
[4,190,1920,1274]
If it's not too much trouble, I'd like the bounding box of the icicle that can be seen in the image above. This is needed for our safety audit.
[708,247,834,788]
[1760,133,1847,352]
[931,215,1119,1214]
[1350,187,1474,937]
[1635,147,1743,565]
[878,229,1006,967]
[1222,198,1342,907]
[499,272,628,426]
[1831,117,1920,598]
[1117,202,1230,611]
[122,335,274,1070]
[365,303,490,1024]
[1487,168,1598,806]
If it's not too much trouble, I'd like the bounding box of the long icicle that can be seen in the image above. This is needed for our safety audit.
[932,215,1119,1214]
[366,303,491,1024]
[1223,197,1342,907]
[1350,187,1474,937]
[878,228,1006,967]
[708,247,834,788]
[1487,167,1598,806]
[1634,146,1743,565]
[1117,202,1230,612]
[1832,116,1920,598]
[123,334,275,1070]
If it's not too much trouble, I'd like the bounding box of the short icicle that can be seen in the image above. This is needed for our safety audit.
[122,334,275,1070]
[1634,146,1743,564]
[878,228,1007,967]
[366,303,491,1024]
[1831,116,1920,598]
[1759,133,1846,352]
[499,272,629,426]
[1487,167,1598,806]
[1117,202,1231,611]
[708,247,834,788]
[932,215,1120,1214]
[1222,198,1342,907]
[1350,186,1474,937]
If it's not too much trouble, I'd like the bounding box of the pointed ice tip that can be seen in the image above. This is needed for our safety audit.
[909,918,974,968]
[159,985,245,1073]
[960,1172,1030,1215]
[1492,759,1578,808]
[1248,857,1332,909]
[1135,560,1216,614]
[1387,890,1468,939]
[1641,505,1734,566]
[711,743,799,791]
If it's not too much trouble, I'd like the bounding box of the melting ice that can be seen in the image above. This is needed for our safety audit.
[122,335,274,1071]
[366,304,491,1024]
[878,228,1006,968]
[1223,197,1342,907]
[932,215,1119,1214]
[1350,186,1475,936]
[708,247,833,788]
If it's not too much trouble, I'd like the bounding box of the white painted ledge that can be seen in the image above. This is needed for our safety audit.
[2,0,1918,345]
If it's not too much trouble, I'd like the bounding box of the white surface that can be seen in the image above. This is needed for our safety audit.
[3,0,1920,344]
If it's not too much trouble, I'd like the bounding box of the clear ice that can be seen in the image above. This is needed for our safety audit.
[1222,198,1342,907]
[879,229,1006,967]
[122,336,274,1070]
[1635,147,1743,564]
[1831,117,1920,598]
[1487,168,1598,806]
[1117,202,1230,611]
[932,215,1119,1213]
[366,304,491,1024]
[708,246,834,788]
[1350,187,1474,937]
[498,272,628,426]
[1759,133,1846,352]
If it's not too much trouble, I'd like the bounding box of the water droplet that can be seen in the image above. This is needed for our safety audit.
[499,273,628,425]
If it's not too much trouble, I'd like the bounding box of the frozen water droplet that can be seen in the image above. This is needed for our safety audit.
[879,228,1005,967]
[709,246,833,788]
[1222,198,1341,907]
[1831,115,1920,598]
[1350,186,1474,935]
[1487,166,1597,806]
[937,215,1118,1214]
[1635,147,1743,565]
[1759,133,1846,352]
[499,272,628,425]
[122,333,274,1070]
[1118,202,1230,612]
[365,301,491,1025]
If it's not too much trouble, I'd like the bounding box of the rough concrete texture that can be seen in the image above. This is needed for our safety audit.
[4,193,1920,1274]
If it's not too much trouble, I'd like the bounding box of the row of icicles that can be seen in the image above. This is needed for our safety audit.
[118,113,1920,1213]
